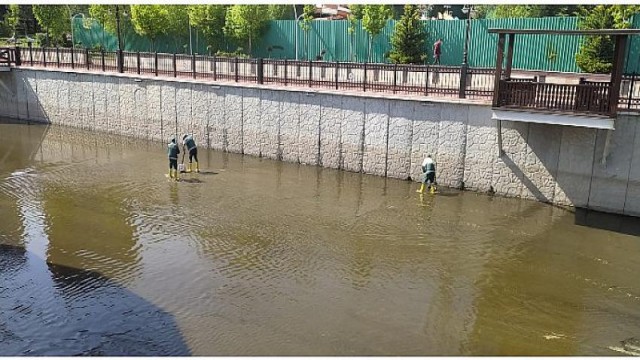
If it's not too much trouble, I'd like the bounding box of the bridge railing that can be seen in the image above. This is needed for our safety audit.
[8,45,640,113]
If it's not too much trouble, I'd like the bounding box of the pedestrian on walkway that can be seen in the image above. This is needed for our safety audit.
[433,38,443,65]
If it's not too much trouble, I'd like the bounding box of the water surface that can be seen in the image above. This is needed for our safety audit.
[1,120,639,355]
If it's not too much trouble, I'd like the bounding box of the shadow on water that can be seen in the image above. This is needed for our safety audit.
[574,208,640,237]
[0,244,191,356]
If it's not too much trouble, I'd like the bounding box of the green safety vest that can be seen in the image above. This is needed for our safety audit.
[183,135,196,152]
[168,142,180,160]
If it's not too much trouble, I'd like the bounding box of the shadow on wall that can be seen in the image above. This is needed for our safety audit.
[497,117,640,223]
[0,70,49,124]
[0,243,191,356]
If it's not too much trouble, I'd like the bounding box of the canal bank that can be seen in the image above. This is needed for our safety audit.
[1,68,639,216]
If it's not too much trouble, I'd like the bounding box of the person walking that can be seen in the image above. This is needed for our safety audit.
[433,38,443,65]
[182,133,199,173]
[417,154,437,194]
[167,137,180,181]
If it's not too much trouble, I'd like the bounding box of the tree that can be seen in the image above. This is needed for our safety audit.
[130,5,167,52]
[298,4,315,60]
[224,5,270,55]
[389,5,427,65]
[32,5,69,46]
[188,5,227,54]
[489,5,584,19]
[362,5,392,62]
[5,4,20,37]
[267,5,295,20]
[575,5,640,73]
[347,4,364,61]
[163,5,190,52]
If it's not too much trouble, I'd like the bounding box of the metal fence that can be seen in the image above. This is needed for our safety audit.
[12,45,640,112]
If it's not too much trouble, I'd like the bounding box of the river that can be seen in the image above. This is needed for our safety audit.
[1,119,639,355]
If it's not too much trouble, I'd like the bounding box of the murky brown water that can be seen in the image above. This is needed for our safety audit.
[1,119,640,355]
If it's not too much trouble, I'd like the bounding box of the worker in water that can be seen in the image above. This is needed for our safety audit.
[182,133,199,173]
[168,137,180,181]
[417,154,437,194]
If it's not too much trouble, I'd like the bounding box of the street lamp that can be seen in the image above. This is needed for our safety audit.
[461,5,474,66]
[115,5,124,73]
[70,13,85,49]
[459,5,475,98]
[295,13,304,61]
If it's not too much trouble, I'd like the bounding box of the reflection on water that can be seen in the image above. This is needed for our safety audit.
[1,119,639,355]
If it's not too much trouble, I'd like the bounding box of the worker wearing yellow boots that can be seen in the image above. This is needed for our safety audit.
[182,134,199,173]
[417,154,437,194]
[167,137,181,181]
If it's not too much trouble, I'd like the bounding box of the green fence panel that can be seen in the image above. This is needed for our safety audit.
[72,15,640,73]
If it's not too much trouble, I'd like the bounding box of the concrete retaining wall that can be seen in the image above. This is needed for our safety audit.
[1,68,639,216]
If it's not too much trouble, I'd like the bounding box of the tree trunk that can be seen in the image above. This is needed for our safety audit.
[368,35,372,62]
[249,36,252,56]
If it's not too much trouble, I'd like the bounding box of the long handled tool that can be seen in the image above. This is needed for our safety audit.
[178,146,186,173]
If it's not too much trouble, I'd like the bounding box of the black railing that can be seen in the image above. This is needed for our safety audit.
[498,80,612,116]
[8,46,640,113]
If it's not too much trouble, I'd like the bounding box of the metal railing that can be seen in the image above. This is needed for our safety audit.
[5,45,640,113]
[498,80,612,116]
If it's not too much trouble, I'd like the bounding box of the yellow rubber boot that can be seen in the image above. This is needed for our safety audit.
[168,168,174,179]
[194,161,200,173]
[186,163,192,173]
[430,185,436,194]
[174,169,180,181]
[416,183,425,193]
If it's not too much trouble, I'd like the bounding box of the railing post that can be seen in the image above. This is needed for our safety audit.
[363,62,367,92]
[173,53,177,77]
[335,61,339,89]
[85,48,90,70]
[234,57,239,82]
[42,47,46,67]
[284,59,288,86]
[28,42,33,66]
[257,58,264,84]
[628,73,636,110]
[100,49,105,72]
[14,46,21,66]
[212,55,217,81]
[56,47,60,67]
[70,47,74,69]
[154,52,158,76]
[393,64,398,94]
[192,53,196,79]
[424,65,429,96]
[459,64,468,98]
[308,60,312,87]
[137,51,141,75]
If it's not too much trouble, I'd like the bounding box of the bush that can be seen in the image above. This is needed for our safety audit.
[214,49,249,58]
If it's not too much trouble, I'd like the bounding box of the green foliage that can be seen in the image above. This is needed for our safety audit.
[389,5,427,64]
[164,5,190,51]
[575,5,640,73]
[32,5,69,46]
[215,49,249,58]
[188,5,227,53]
[5,5,21,36]
[89,5,118,34]
[130,5,167,51]
[299,4,315,32]
[362,5,392,61]
[348,4,363,34]
[224,5,270,55]
[267,5,295,20]
[490,5,584,19]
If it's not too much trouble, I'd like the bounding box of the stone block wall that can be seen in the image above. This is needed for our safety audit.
[2,68,640,217]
